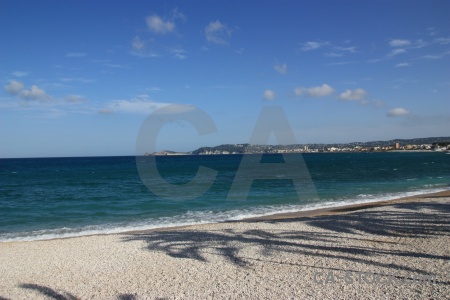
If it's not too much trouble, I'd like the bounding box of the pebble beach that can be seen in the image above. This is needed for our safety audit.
[1,191,449,299]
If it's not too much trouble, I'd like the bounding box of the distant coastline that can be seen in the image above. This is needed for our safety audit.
[145,136,450,156]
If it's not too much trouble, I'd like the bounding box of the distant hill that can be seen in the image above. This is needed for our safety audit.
[149,137,450,155]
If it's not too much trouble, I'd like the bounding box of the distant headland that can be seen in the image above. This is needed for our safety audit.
[145,136,450,156]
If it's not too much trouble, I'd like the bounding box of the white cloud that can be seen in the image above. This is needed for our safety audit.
[66,52,87,57]
[413,39,428,49]
[389,39,411,47]
[274,63,287,74]
[100,98,195,115]
[171,7,186,22]
[145,87,162,92]
[98,108,114,115]
[300,41,329,51]
[172,49,187,59]
[338,88,367,101]
[297,84,334,97]
[235,47,244,54]
[326,61,359,66]
[146,15,175,34]
[103,98,169,115]
[4,80,24,94]
[263,90,276,100]
[335,46,356,53]
[60,77,95,83]
[419,51,450,60]
[388,48,406,56]
[152,104,196,115]
[4,81,51,102]
[434,37,450,45]
[427,27,439,36]
[325,52,344,57]
[387,107,410,117]
[130,50,159,58]
[132,36,144,50]
[11,71,30,77]
[65,95,87,104]
[205,20,232,45]
[294,87,303,97]
[20,85,51,101]
[395,62,410,68]
[104,63,130,68]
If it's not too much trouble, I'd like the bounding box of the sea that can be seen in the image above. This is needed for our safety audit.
[1,152,449,242]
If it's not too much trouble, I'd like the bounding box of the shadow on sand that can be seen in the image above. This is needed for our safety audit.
[2,201,447,299]
[13,283,140,300]
[123,201,450,274]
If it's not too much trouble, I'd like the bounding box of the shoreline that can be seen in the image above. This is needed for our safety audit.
[2,188,449,243]
[1,188,449,298]
[122,189,450,235]
[242,189,450,221]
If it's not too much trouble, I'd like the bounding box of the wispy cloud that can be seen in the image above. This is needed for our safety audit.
[395,62,410,68]
[325,52,344,57]
[100,98,165,114]
[263,89,276,100]
[274,63,287,74]
[300,41,329,51]
[301,41,357,57]
[388,48,406,56]
[104,63,130,68]
[65,52,87,58]
[145,87,162,92]
[130,50,159,58]
[172,49,187,59]
[132,36,145,50]
[418,51,450,60]
[99,95,193,115]
[335,46,356,53]
[389,39,411,47]
[427,27,439,36]
[326,61,359,66]
[434,37,450,45]
[59,77,95,83]
[11,71,30,77]
[65,95,87,104]
[204,20,232,45]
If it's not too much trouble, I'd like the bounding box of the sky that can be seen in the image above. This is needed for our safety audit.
[1,0,449,158]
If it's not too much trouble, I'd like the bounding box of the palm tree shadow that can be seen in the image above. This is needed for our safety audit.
[19,283,78,300]
[301,201,450,237]
[123,201,450,274]
[18,284,143,300]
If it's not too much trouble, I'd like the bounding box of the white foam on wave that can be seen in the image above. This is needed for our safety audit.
[1,187,448,243]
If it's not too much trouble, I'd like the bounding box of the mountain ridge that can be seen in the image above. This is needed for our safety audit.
[147,136,450,156]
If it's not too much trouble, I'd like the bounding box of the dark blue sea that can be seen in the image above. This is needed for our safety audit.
[1,152,449,241]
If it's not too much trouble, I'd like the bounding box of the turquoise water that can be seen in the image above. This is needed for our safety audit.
[1,152,449,241]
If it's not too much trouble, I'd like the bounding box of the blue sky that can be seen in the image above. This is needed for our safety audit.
[1,0,449,158]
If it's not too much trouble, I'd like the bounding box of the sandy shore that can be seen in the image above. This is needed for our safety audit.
[1,191,449,299]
